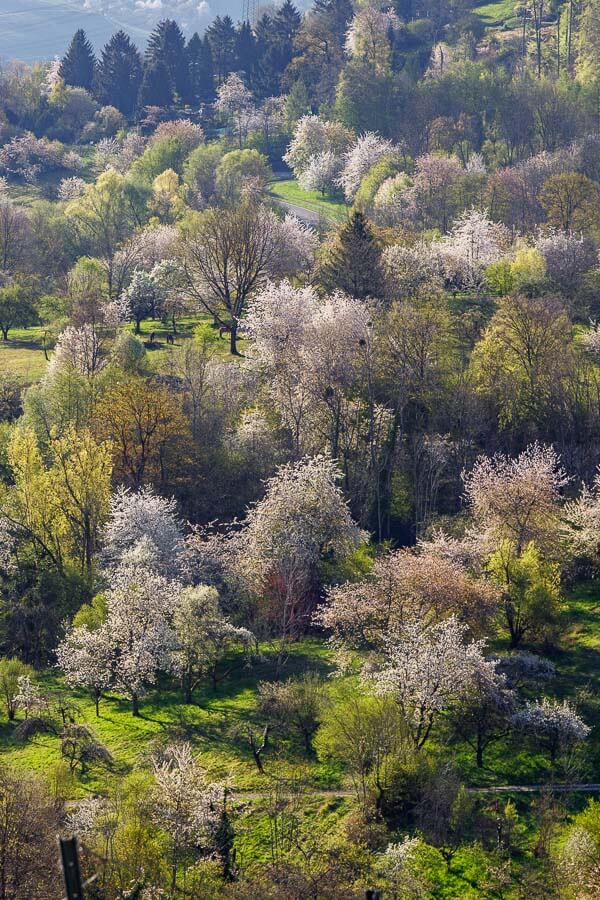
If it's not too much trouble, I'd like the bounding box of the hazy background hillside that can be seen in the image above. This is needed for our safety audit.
[0,0,309,62]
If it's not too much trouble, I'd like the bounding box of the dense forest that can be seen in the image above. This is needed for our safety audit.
[2,0,600,896]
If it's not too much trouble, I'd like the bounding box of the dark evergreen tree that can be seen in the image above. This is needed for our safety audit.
[273,0,302,69]
[59,29,96,91]
[318,211,384,298]
[95,31,143,117]
[187,33,215,103]
[145,19,191,104]
[206,16,237,84]
[235,21,257,81]
[138,60,174,111]
[253,13,280,98]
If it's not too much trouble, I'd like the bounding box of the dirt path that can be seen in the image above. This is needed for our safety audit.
[231,784,600,801]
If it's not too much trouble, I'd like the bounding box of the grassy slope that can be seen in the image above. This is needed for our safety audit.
[1,585,598,795]
[268,178,349,223]
[0,587,598,882]
[0,639,340,797]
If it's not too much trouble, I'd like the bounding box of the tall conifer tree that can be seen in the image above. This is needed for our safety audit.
[145,19,191,104]
[138,60,174,110]
[60,29,96,91]
[95,31,143,117]
[187,33,215,103]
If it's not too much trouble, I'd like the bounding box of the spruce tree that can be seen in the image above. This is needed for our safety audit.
[187,33,215,103]
[95,31,143,117]
[60,29,96,91]
[234,22,257,83]
[138,60,174,111]
[253,13,280,97]
[206,16,237,84]
[319,211,384,298]
[273,0,302,66]
[145,19,191,105]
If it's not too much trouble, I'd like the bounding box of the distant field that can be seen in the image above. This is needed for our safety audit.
[472,0,520,26]
[269,178,349,223]
[0,314,245,388]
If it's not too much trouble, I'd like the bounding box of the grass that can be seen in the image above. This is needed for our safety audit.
[2,583,599,802]
[0,313,245,388]
[0,325,49,383]
[1,584,599,889]
[0,639,339,799]
[268,178,349,223]
[472,0,521,26]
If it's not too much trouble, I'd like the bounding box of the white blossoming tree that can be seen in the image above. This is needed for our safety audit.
[512,698,590,763]
[298,150,343,196]
[215,73,253,149]
[56,624,113,716]
[338,132,398,202]
[103,562,178,715]
[283,115,352,181]
[151,743,225,890]
[102,485,185,576]
[562,468,600,562]
[233,455,366,660]
[369,616,491,749]
[462,443,569,558]
[317,548,498,655]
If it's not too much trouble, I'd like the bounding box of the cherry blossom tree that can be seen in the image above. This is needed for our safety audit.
[269,214,319,280]
[103,562,178,715]
[494,650,555,689]
[58,176,87,201]
[317,548,498,655]
[345,6,401,73]
[581,323,600,359]
[123,268,163,334]
[382,242,442,299]
[369,616,491,749]
[512,698,590,763]
[14,674,47,719]
[48,324,106,380]
[411,153,463,233]
[283,115,352,181]
[215,73,253,149]
[535,229,596,296]
[378,837,436,898]
[232,456,366,658]
[438,209,509,291]
[562,469,600,561]
[150,742,225,891]
[338,132,398,202]
[462,443,569,558]
[452,662,515,767]
[56,624,112,716]
[102,485,185,576]
[0,658,34,720]
[559,803,600,897]
[298,150,343,196]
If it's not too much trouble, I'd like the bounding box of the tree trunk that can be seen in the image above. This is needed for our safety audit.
[183,672,193,704]
[134,318,142,335]
[1,327,8,341]
[476,735,484,769]
[94,690,100,717]
[229,321,238,355]
[132,693,140,716]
